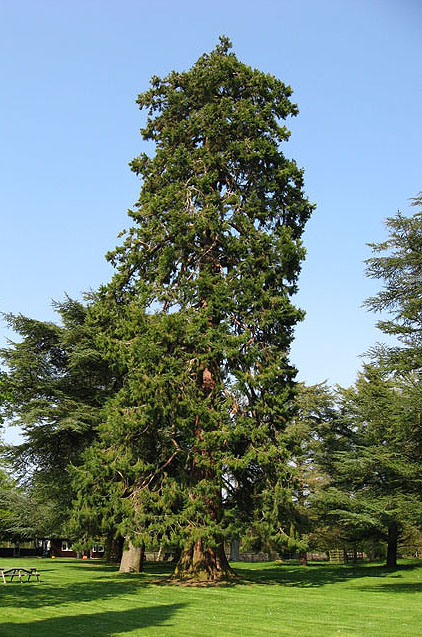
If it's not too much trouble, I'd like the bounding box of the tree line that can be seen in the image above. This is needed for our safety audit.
[1,38,421,580]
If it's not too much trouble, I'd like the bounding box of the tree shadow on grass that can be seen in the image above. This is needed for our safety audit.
[109,560,422,589]
[361,582,422,594]
[0,576,154,609]
[0,603,186,637]
[46,561,363,590]
[129,561,417,589]
[230,561,422,588]
[59,560,123,571]
[355,577,422,594]
[62,560,174,577]
[2,560,420,599]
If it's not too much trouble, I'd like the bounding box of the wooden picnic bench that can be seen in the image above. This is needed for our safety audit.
[0,567,40,584]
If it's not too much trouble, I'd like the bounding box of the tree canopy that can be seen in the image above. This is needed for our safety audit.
[73,36,314,580]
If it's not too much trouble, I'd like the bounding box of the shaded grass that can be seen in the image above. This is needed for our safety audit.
[0,558,421,635]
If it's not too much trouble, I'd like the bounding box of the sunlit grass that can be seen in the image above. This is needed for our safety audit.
[0,557,421,635]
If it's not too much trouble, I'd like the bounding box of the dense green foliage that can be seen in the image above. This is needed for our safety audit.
[308,367,422,565]
[365,193,422,373]
[72,37,313,577]
[0,457,56,541]
[288,196,422,565]
[0,466,15,539]
[0,297,119,535]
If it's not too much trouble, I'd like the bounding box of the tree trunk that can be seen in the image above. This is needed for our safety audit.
[119,540,144,573]
[229,537,240,562]
[173,350,236,582]
[173,539,236,582]
[298,551,308,566]
[386,521,399,568]
[139,541,145,569]
[368,538,375,562]
[170,546,182,563]
[104,533,124,564]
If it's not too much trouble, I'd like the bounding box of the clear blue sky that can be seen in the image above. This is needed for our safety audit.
[1,1,421,442]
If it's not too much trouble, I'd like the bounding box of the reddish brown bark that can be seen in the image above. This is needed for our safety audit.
[174,356,236,582]
[172,539,236,581]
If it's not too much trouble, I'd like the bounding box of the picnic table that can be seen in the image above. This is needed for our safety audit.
[0,567,40,584]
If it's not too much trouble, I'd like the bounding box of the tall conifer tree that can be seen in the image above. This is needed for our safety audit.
[87,37,313,580]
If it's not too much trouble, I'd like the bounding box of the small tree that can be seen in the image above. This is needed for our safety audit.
[313,366,422,567]
[0,297,120,541]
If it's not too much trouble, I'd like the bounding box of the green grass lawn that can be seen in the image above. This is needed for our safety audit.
[1,558,421,636]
